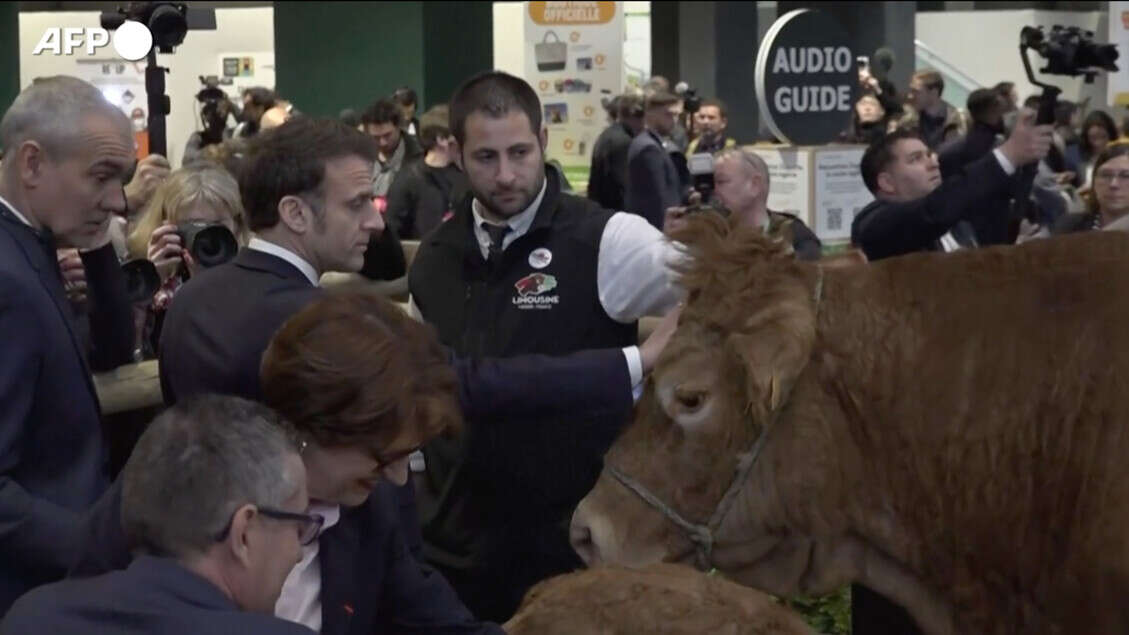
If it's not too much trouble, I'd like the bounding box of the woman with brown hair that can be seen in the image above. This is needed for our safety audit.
[69,290,680,633]
[1052,143,1129,234]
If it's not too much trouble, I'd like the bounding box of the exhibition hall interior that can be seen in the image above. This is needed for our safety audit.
[1,1,1127,633]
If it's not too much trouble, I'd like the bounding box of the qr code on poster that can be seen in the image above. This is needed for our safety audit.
[827,208,842,231]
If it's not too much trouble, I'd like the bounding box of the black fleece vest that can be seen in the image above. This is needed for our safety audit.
[408,168,635,569]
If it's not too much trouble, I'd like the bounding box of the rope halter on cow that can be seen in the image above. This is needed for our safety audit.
[608,264,825,572]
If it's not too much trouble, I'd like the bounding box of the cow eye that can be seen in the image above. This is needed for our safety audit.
[674,388,706,412]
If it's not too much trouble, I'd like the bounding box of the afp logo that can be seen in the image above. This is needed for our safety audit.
[32,21,153,61]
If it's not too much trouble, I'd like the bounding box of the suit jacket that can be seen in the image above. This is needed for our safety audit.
[937,123,1016,246]
[626,130,682,229]
[0,205,115,612]
[67,479,501,635]
[3,556,313,635]
[851,151,1014,261]
[587,122,635,211]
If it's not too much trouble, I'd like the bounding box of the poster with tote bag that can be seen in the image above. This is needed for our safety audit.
[524,2,624,188]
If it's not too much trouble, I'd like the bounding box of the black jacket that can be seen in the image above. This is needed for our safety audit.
[937,123,1016,245]
[851,151,1014,261]
[386,160,468,240]
[587,122,635,211]
[767,211,823,261]
[66,480,502,635]
[4,556,312,635]
[626,130,683,229]
[0,204,127,612]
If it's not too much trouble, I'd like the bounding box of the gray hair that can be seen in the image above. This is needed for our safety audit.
[0,75,129,162]
[715,147,771,198]
[121,394,302,558]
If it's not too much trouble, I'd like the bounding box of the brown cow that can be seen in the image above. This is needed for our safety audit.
[504,563,814,635]
[570,214,1129,634]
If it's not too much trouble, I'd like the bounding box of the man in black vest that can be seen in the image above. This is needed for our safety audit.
[409,71,683,621]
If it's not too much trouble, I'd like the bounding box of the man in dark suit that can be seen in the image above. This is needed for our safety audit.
[0,75,134,612]
[937,88,1016,246]
[851,109,1052,262]
[626,91,685,229]
[2,396,316,635]
[587,94,643,211]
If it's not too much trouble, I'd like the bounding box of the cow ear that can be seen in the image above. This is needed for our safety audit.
[726,313,815,416]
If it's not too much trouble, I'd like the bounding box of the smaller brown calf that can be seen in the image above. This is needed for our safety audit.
[504,563,814,635]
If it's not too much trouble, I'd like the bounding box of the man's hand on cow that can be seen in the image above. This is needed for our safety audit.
[999,108,1054,168]
[640,303,683,374]
[124,154,171,215]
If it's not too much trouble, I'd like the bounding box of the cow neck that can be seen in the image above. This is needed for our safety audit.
[608,264,825,573]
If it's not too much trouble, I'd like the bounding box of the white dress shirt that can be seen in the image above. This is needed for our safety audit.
[0,194,34,228]
[247,237,320,286]
[274,502,342,632]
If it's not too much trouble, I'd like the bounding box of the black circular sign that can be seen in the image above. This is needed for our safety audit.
[755,9,856,145]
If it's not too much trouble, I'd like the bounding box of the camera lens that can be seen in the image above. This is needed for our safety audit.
[190,225,239,268]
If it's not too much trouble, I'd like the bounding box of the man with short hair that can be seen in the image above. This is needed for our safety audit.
[363,98,423,198]
[409,70,682,621]
[626,91,685,229]
[901,69,968,149]
[852,109,1052,260]
[687,98,737,155]
[1,395,316,635]
[667,148,821,259]
[587,93,643,211]
[236,87,277,139]
[393,86,420,137]
[386,122,468,239]
[0,75,134,612]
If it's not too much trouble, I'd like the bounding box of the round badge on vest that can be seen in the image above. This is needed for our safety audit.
[755,9,856,145]
[529,247,553,269]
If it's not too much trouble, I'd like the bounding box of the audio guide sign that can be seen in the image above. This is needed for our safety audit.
[755,9,855,145]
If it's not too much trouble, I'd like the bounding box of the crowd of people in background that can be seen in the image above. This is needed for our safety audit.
[1,45,1128,634]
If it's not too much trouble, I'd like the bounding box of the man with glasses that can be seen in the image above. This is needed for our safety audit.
[1,395,316,635]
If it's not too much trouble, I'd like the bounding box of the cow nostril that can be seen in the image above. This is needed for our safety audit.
[570,523,597,564]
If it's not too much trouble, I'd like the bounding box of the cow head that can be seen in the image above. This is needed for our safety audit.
[572,214,824,591]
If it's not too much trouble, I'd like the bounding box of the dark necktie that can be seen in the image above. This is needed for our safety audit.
[481,222,511,265]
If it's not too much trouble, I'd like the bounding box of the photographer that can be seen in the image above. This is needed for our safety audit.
[852,108,1053,261]
[664,148,822,260]
[126,163,249,358]
[183,78,238,165]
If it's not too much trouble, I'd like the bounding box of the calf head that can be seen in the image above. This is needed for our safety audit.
[572,214,822,576]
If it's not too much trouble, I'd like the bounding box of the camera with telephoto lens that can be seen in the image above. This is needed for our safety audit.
[177,221,238,269]
[121,258,160,304]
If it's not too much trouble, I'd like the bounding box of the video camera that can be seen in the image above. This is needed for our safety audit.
[1015,25,1118,222]
[99,3,217,157]
[196,75,236,147]
[674,81,701,115]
